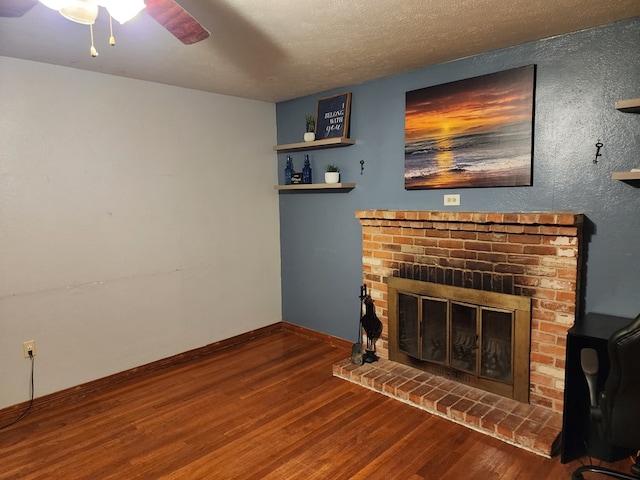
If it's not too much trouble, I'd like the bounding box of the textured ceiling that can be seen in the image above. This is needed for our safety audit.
[1,0,639,102]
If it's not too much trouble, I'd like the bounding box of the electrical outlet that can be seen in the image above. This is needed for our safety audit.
[444,194,460,206]
[23,340,36,358]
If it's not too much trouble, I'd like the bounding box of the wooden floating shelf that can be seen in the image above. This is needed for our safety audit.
[274,183,356,192]
[273,137,355,153]
[612,171,640,181]
[615,98,640,113]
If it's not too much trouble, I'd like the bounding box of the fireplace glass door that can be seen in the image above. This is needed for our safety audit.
[480,309,513,383]
[398,293,419,358]
[397,292,515,384]
[421,297,447,363]
[399,293,449,363]
[450,302,478,374]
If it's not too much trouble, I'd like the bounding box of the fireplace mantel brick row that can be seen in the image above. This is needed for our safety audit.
[343,210,582,455]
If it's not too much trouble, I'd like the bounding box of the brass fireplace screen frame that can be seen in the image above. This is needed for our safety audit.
[387,277,532,403]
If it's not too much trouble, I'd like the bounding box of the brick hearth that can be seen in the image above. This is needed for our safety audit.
[333,359,562,458]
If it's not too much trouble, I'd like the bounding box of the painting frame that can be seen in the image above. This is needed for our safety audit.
[404,65,535,190]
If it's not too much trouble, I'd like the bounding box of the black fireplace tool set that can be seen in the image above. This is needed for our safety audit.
[351,284,383,365]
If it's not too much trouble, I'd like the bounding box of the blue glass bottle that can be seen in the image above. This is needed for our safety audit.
[284,155,293,185]
[302,154,312,184]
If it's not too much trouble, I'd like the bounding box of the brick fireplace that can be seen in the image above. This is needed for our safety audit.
[333,210,583,456]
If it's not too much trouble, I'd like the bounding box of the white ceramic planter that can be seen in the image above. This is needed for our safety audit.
[304,132,315,142]
[324,171,340,184]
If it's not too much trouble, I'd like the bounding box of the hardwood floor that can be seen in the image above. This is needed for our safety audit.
[0,329,632,479]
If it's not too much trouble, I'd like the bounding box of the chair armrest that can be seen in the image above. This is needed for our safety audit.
[580,348,599,408]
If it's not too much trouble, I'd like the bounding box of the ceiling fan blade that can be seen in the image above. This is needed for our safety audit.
[145,0,210,45]
[0,0,38,17]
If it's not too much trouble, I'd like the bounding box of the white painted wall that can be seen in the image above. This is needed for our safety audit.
[0,57,282,409]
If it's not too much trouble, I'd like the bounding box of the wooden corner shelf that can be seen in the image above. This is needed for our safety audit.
[615,98,640,113]
[612,171,640,182]
[274,182,355,192]
[273,137,355,153]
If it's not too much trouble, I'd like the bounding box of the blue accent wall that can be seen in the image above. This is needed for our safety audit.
[276,18,640,342]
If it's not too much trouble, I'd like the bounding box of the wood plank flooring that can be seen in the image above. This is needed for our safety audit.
[0,330,632,479]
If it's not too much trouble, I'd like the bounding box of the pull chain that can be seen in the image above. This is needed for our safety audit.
[89,24,98,57]
[109,15,115,46]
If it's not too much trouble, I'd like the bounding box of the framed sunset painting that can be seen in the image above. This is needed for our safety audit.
[404,65,535,189]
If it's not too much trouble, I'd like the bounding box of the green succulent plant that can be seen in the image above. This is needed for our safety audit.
[325,163,340,172]
[305,113,315,133]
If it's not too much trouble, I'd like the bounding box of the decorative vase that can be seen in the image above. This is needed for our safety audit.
[302,154,312,184]
[325,171,340,184]
[304,132,315,142]
[284,155,293,185]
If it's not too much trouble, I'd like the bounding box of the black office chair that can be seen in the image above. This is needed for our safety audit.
[572,313,640,480]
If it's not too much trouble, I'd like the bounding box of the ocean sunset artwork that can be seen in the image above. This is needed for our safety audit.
[405,65,535,189]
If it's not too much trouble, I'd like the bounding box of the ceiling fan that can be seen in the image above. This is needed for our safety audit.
[0,0,210,45]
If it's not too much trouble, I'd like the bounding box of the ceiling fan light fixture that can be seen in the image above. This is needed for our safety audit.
[102,0,145,24]
[59,0,98,24]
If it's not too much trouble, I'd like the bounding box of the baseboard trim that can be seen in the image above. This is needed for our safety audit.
[0,322,349,426]
[281,322,352,350]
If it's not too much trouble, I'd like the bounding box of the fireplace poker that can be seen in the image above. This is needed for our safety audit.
[350,285,366,365]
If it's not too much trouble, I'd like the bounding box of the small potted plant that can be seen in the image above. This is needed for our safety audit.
[324,163,340,184]
[304,113,315,142]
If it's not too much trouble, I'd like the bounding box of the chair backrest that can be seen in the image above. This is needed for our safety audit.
[603,313,640,448]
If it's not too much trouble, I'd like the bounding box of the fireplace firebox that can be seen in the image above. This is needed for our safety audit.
[388,277,532,402]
